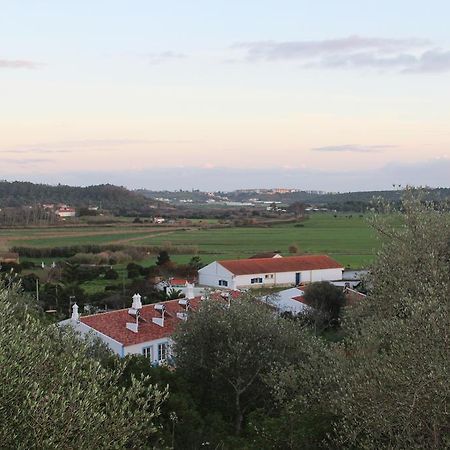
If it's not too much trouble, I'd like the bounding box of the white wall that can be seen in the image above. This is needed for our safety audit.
[233,268,343,288]
[125,337,173,364]
[59,319,124,356]
[198,261,235,288]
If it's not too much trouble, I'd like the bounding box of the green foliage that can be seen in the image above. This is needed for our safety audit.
[173,296,305,437]
[302,281,346,330]
[332,189,450,449]
[104,267,119,280]
[156,250,171,266]
[0,285,166,449]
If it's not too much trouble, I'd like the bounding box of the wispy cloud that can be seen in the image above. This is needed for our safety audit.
[0,138,195,155]
[0,157,51,165]
[233,36,450,73]
[312,144,395,153]
[0,59,40,69]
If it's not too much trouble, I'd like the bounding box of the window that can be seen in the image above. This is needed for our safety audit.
[265,274,274,279]
[158,342,168,361]
[218,279,228,287]
[251,277,263,284]
[142,346,153,360]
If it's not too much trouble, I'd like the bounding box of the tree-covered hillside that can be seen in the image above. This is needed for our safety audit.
[0,181,156,213]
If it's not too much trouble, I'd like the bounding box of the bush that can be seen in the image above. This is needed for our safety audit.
[104,268,119,280]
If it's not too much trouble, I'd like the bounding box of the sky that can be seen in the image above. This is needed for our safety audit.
[1,0,450,191]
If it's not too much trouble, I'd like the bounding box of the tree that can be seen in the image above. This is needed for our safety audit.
[188,255,203,271]
[331,189,450,449]
[173,296,304,436]
[156,250,171,266]
[127,262,142,279]
[104,268,119,280]
[288,201,306,218]
[0,285,166,449]
[302,281,345,330]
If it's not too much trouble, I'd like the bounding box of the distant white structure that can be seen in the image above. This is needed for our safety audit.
[198,255,344,289]
[56,207,76,218]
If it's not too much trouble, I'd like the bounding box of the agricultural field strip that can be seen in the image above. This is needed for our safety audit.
[1,228,187,249]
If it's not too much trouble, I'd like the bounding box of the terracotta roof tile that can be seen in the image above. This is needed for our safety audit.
[80,297,202,347]
[218,255,343,276]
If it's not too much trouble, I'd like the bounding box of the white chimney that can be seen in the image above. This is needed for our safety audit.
[71,303,80,321]
[152,304,165,327]
[132,293,142,310]
[186,283,195,300]
[128,293,143,316]
[126,309,140,333]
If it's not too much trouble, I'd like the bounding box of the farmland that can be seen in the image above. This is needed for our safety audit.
[1,213,379,269]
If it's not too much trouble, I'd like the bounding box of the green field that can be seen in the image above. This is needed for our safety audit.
[1,214,379,269]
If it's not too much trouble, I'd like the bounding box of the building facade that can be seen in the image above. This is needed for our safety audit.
[198,255,344,289]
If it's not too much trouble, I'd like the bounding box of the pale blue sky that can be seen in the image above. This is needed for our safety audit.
[1,1,450,190]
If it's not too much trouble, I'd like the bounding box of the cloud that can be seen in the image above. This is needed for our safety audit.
[312,144,395,153]
[0,59,40,69]
[0,157,51,165]
[147,51,186,65]
[0,138,195,155]
[233,36,450,73]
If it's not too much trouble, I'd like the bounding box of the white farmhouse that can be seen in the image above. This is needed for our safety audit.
[198,255,344,289]
[59,293,200,365]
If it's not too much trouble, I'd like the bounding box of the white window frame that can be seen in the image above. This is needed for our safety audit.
[142,346,153,360]
[158,342,168,361]
[251,277,263,284]
[218,279,228,287]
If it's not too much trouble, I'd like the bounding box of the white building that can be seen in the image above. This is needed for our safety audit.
[56,207,76,218]
[262,287,312,316]
[59,293,200,365]
[198,255,344,289]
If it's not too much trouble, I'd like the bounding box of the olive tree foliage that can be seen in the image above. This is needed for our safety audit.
[260,189,450,449]
[333,189,450,449]
[0,285,167,450]
[173,296,305,435]
[302,281,346,331]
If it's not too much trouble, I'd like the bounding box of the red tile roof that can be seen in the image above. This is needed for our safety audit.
[291,295,311,305]
[169,278,190,286]
[218,255,343,276]
[80,297,202,347]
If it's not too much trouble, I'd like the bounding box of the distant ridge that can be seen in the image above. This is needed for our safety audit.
[0,181,157,212]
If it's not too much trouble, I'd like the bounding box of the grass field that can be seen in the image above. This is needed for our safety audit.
[1,213,379,269]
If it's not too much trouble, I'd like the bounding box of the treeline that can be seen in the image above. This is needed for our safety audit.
[0,205,59,227]
[11,243,199,258]
[0,181,159,215]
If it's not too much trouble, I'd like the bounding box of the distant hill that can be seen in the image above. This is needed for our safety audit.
[139,187,450,212]
[0,181,158,213]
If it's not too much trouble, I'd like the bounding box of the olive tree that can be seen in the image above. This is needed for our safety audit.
[173,295,304,435]
[333,189,450,449]
[0,285,167,449]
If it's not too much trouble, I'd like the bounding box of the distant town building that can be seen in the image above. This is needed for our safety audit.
[56,207,76,218]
